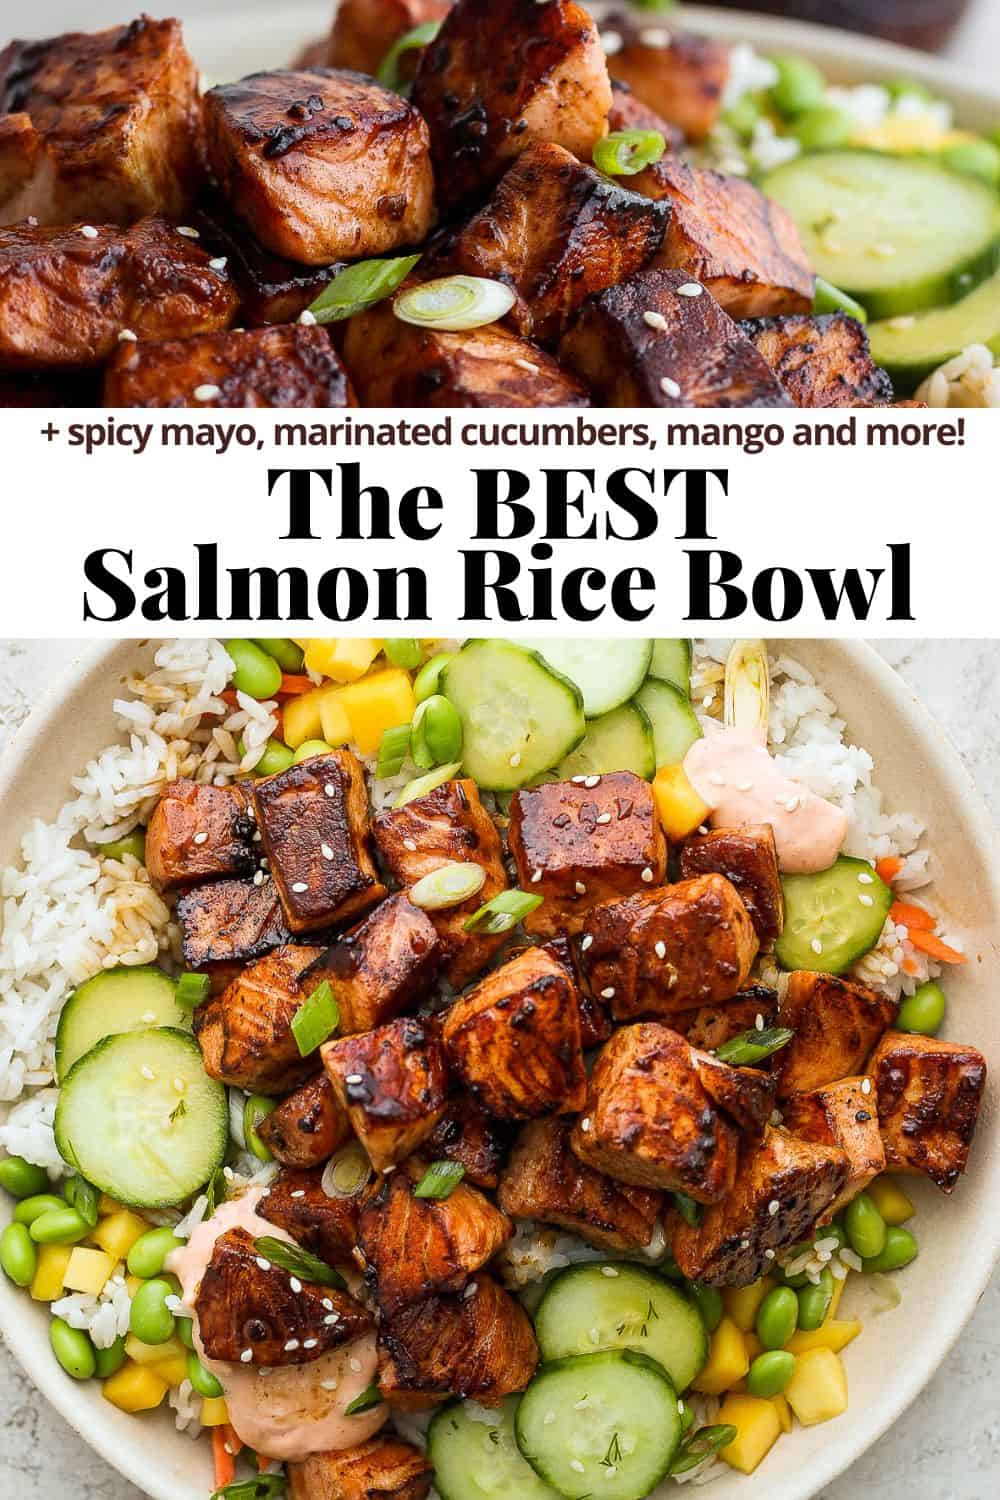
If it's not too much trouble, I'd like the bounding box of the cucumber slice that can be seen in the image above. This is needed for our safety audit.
[515,1350,681,1500]
[775,856,893,974]
[869,267,1000,391]
[429,1398,561,1500]
[633,679,702,771]
[443,640,585,791]
[54,1028,228,1209]
[535,1263,708,1393]
[761,151,1000,318]
[521,640,653,718]
[649,639,692,691]
[556,703,655,781]
[55,965,187,1082]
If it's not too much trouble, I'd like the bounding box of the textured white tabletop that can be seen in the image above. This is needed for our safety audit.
[0,638,997,1499]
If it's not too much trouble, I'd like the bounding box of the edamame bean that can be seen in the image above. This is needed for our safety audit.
[845,1191,887,1261]
[1,1223,38,1287]
[127,1227,183,1280]
[99,830,147,864]
[254,738,296,777]
[410,695,462,768]
[770,54,826,118]
[293,739,334,765]
[413,652,455,705]
[789,103,853,150]
[13,1193,66,1225]
[187,1352,224,1398]
[129,1277,177,1345]
[94,1336,128,1379]
[64,1175,99,1229]
[755,1286,799,1350]
[176,1315,196,1349]
[244,1095,277,1162]
[0,1155,49,1199]
[51,1318,97,1380]
[862,1226,919,1274]
[797,1267,835,1331]
[383,639,423,670]
[689,1282,723,1334]
[941,139,1000,185]
[29,1207,90,1245]
[227,640,283,701]
[897,980,947,1036]
[252,639,304,673]
[747,1350,796,1399]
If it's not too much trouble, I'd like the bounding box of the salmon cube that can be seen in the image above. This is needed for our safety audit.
[324,1018,449,1172]
[303,894,441,1035]
[603,20,729,140]
[288,1436,433,1500]
[192,944,325,1095]
[783,1076,886,1220]
[774,972,897,1100]
[679,825,784,944]
[145,779,256,892]
[259,1165,362,1265]
[256,1076,352,1170]
[742,312,893,408]
[869,1031,987,1192]
[671,986,780,1052]
[175,876,289,982]
[329,0,454,76]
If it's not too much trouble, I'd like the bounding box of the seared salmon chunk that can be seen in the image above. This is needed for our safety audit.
[412,0,611,211]
[193,944,325,1094]
[743,312,894,408]
[672,986,779,1052]
[602,18,729,140]
[257,1076,352,1170]
[508,771,667,938]
[195,1226,370,1367]
[774,971,897,1099]
[253,751,385,935]
[783,1077,885,1220]
[0,217,238,372]
[373,778,507,986]
[302,893,441,1035]
[329,0,454,76]
[559,269,792,407]
[357,1159,512,1314]
[0,17,202,227]
[324,1018,449,1172]
[498,1117,663,1252]
[679,825,783,944]
[194,201,345,326]
[203,69,435,264]
[606,80,683,151]
[580,874,760,1019]
[104,325,357,408]
[445,143,668,346]
[289,1436,434,1500]
[259,1166,363,1264]
[672,1126,851,1286]
[870,1031,987,1192]
[540,932,612,1048]
[145,779,256,892]
[175,876,289,981]
[428,1095,512,1190]
[441,947,587,1120]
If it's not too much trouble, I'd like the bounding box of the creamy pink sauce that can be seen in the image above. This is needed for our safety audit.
[683,723,848,874]
[167,1187,385,1461]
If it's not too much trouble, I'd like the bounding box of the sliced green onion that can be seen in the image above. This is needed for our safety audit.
[593,128,667,176]
[410,694,463,768]
[673,1192,701,1227]
[376,723,412,779]
[724,639,770,732]
[63,1175,99,1229]
[393,761,462,808]
[384,639,423,669]
[413,1161,466,1200]
[344,1381,384,1416]
[376,19,442,93]
[669,1424,738,1476]
[244,1095,277,1162]
[252,1236,347,1290]
[813,275,868,324]
[715,1027,794,1067]
[409,862,486,912]
[211,1477,287,1500]
[291,981,340,1057]
[175,972,210,1009]
[413,651,455,704]
[205,1166,228,1217]
[394,276,516,332]
[630,0,677,10]
[321,1141,373,1200]
[463,888,543,935]
[308,254,422,326]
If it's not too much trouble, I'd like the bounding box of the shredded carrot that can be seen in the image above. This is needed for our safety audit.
[220,688,240,710]
[876,856,902,884]
[890,900,935,932]
[907,930,967,964]
[902,958,919,976]
[212,1428,236,1490]
[276,674,315,698]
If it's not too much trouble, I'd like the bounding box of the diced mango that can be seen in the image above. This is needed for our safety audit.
[317,692,353,747]
[692,1316,750,1395]
[200,1396,230,1427]
[125,1275,143,1300]
[723,1277,774,1333]
[151,1352,190,1388]
[282,685,326,748]
[337,668,416,755]
[653,763,710,841]
[64,1247,116,1296]
[303,638,382,683]
[92,1209,149,1263]
[103,1361,169,1413]
[718,1394,782,1474]
[126,1333,187,1367]
[30,1244,73,1302]
[868,1176,915,1226]
[98,1194,123,1216]
[785,1347,848,1426]
[771,1394,793,1434]
[787,1319,862,1357]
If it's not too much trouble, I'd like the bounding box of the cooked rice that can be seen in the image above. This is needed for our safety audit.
[915,343,1000,408]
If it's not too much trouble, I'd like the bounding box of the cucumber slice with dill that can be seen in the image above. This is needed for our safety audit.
[761,151,1000,319]
[775,855,893,974]
[521,639,653,717]
[633,678,701,770]
[556,702,655,781]
[535,1263,708,1393]
[54,1028,228,1209]
[869,267,1000,391]
[429,1398,561,1500]
[55,966,188,1081]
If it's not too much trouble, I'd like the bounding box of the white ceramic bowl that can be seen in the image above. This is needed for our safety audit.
[1,637,998,1500]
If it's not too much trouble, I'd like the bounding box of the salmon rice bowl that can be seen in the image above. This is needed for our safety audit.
[0,635,989,1500]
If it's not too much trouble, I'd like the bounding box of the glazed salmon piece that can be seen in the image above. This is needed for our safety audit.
[412,0,611,211]
[742,312,894,408]
[602,16,730,140]
[0,17,202,226]
[605,79,683,150]
[302,893,441,1035]
[671,986,780,1052]
[193,944,325,1094]
[328,0,453,75]
[259,1165,363,1264]
[679,825,784,944]
[175,876,290,984]
[426,1095,512,1191]
[324,1018,449,1172]
[773,971,897,1100]
[257,1076,353,1170]
[145,779,256,892]
[288,1436,434,1500]
[783,1076,886,1220]
[194,200,346,326]
[203,68,435,264]
[869,1030,987,1192]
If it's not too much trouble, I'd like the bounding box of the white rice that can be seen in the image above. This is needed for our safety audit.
[916,343,1000,408]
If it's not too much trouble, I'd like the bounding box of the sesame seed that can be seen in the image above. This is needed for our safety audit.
[321,843,334,860]
[708,772,725,787]
[463,1282,478,1299]
[531,869,542,883]
[580,1117,592,1132]
[755,1013,765,1031]
[321,1378,340,1390]
[595,812,612,825]
[858,871,875,884]
[810,938,823,954]
[192,830,209,845]
[324,1314,340,1325]
[643,310,668,331]
[118,328,138,342]
[641,867,654,883]
[324,783,336,796]
[223,1167,235,1181]
[303,1338,318,1349]
[322,1298,334,1311]
[859,893,874,906]
[514,358,539,374]
[660,376,681,399]
[345,1074,363,1085]
[702,694,714,708]
[601,1266,619,1277]
[140,1065,155,1081]
[764,1248,776,1260]
[601,987,615,999]
[256,1257,272,1271]
[241,1349,254,1363]
[403,837,417,851]
[289,1277,302,1294]
[291,881,308,893]
[584,775,601,788]
[140,1011,156,1024]
[165,1294,181,1311]
[572,775,588,784]
[349,1358,362,1373]
[298,307,317,325]
[676,282,704,297]
[574,1396,590,1410]
[768,1199,780,1216]
[79,225,99,239]
[177,225,200,239]
[581,935,593,951]
[253,869,265,885]
[575,881,587,895]
[654,940,666,959]
[284,1340,300,1352]
[291,1189,306,1199]
[193,383,221,401]
[571,1460,585,1474]
[509,752,522,767]
[209,256,228,271]
[737,780,754,792]
[861,1078,872,1096]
